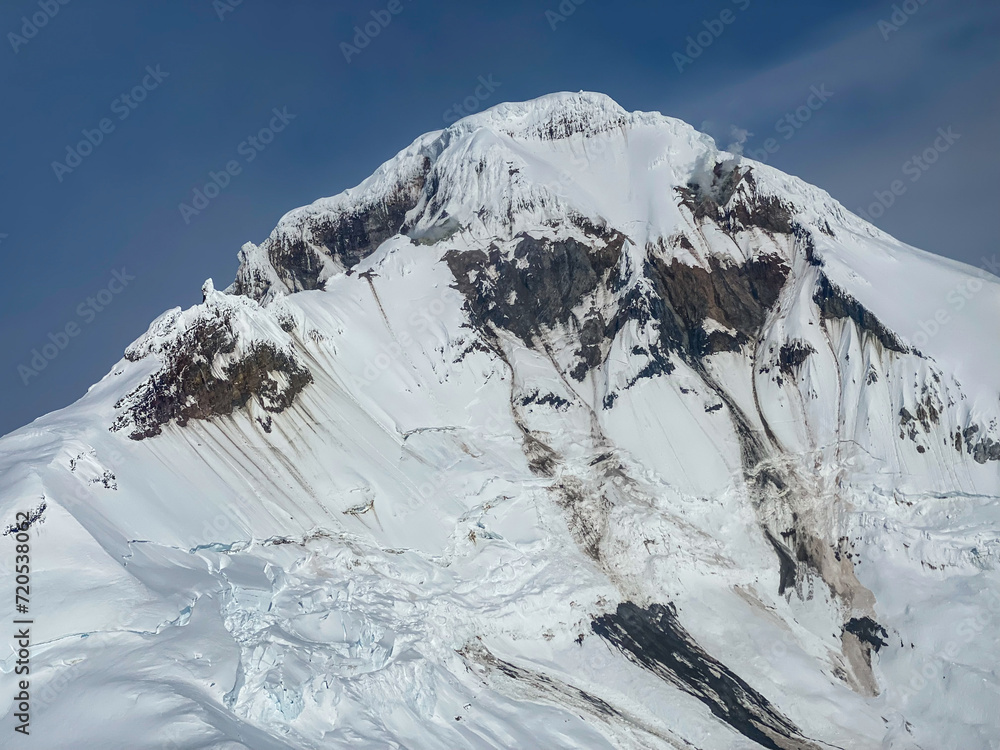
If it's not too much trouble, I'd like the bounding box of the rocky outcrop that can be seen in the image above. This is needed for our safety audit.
[813,273,907,353]
[445,226,627,378]
[113,316,312,440]
[778,341,816,378]
[231,157,432,299]
[679,163,796,236]
[593,602,821,750]
[961,425,1000,463]
[642,252,790,359]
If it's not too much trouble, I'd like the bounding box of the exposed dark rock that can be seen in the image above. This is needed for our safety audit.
[522,429,559,477]
[445,228,627,373]
[679,165,795,236]
[234,159,431,297]
[519,390,571,410]
[797,224,825,267]
[593,602,820,750]
[766,522,840,600]
[778,341,816,378]
[953,421,1000,463]
[113,317,312,440]
[965,430,1000,463]
[458,640,617,716]
[436,166,880,631]
[626,251,799,588]
[3,501,46,536]
[971,438,1000,463]
[844,617,889,653]
[899,397,940,437]
[552,478,609,561]
[767,531,798,596]
[91,470,117,490]
[456,639,693,745]
[606,287,677,387]
[813,273,907,353]
[259,235,327,295]
[313,182,425,267]
[897,390,1000,463]
[642,253,790,359]
[509,110,629,142]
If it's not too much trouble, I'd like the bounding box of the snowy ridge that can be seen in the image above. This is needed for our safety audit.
[2,92,999,749]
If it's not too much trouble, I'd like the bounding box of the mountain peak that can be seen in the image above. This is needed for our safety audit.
[229,92,722,303]
[446,90,633,140]
[9,91,999,750]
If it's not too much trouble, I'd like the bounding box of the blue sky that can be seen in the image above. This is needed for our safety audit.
[1,0,997,437]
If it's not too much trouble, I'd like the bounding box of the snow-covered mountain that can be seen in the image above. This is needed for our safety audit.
[3,92,999,749]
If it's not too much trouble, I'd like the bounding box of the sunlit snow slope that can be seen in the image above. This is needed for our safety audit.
[2,92,999,750]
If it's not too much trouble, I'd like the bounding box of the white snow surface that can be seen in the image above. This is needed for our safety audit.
[2,92,999,750]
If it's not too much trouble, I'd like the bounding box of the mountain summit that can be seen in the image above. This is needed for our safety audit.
[3,92,999,749]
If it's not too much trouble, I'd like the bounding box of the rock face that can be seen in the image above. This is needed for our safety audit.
[593,602,821,750]
[112,288,312,440]
[445,228,627,348]
[236,167,431,297]
[4,93,1000,750]
[813,272,907,353]
[679,163,796,236]
[643,251,789,358]
[113,326,311,440]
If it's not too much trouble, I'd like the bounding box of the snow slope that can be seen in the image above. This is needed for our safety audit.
[2,92,999,749]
